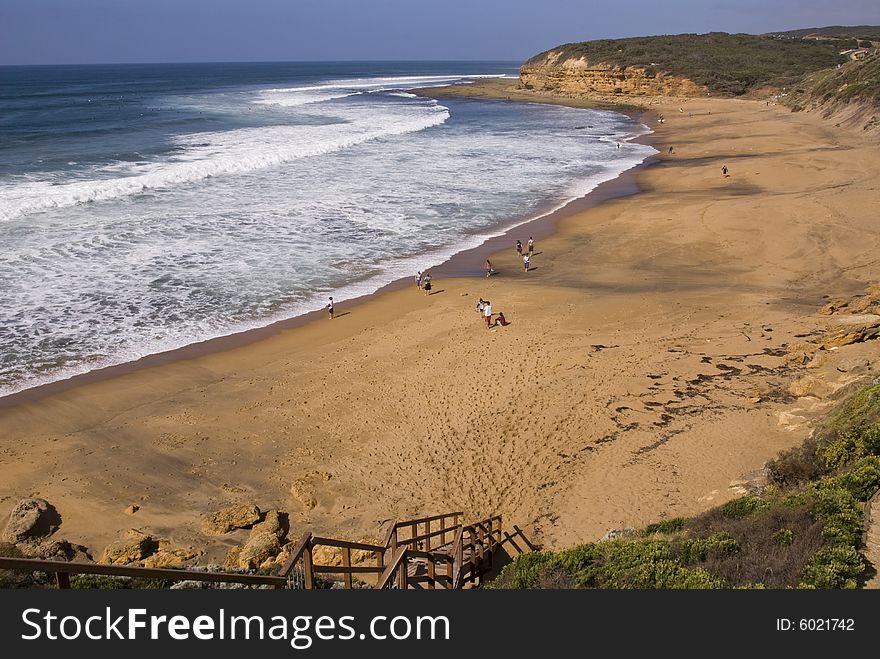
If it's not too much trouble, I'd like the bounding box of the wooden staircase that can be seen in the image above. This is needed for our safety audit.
[0,511,532,590]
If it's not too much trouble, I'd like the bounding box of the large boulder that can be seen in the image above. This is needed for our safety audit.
[250,510,285,540]
[142,549,198,569]
[3,498,61,544]
[101,531,158,565]
[202,504,261,535]
[238,531,281,569]
[17,538,92,562]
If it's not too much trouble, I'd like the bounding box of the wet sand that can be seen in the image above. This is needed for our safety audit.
[2,84,879,562]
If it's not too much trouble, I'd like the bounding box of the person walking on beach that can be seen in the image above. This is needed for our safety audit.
[477,298,486,315]
[516,239,523,256]
[527,237,534,255]
[722,165,729,177]
[416,271,422,290]
[326,297,334,319]
[423,273,432,296]
[523,253,530,272]
[485,259,494,278]
[483,300,492,328]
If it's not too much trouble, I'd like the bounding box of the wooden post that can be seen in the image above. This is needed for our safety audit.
[424,520,432,551]
[56,572,71,589]
[440,516,447,546]
[304,543,314,590]
[397,551,408,589]
[426,553,436,589]
[343,546,352,589]
[411,522,417,549]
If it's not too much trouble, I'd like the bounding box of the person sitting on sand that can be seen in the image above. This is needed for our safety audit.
[494,312,509,327]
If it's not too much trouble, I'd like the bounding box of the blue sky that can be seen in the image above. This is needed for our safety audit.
[1,0,879,65]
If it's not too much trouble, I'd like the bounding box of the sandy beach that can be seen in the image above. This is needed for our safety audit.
[3,80,880,562]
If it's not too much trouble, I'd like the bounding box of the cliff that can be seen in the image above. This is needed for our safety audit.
[520,53,706,98]
[519,32,846,97]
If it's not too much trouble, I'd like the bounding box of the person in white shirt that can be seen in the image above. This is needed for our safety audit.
[483,301,492,328]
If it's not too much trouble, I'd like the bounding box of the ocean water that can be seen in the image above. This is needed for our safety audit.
[0,62,655,397]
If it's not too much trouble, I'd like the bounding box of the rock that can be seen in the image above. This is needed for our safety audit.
[238,531,281,569]
[224,546,242,572]
[290,472,330,511]
[202,504,261,535]
[600,528,639,542]
[142,549,198,569]
[273,543,294,566]
[783,341,820,367]
[124,504,140,515]
[101,533,158,565]
[3,498,61,544]
[819,298,848,315]
[311,544,344,567]
[250,510,285,540]
[821,321,880,349]
[789,375,837,399]
[17,538,92,562]
[835,356,872,374]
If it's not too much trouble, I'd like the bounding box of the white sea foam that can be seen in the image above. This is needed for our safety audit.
[0,73,656,399]
[0,101,449,222]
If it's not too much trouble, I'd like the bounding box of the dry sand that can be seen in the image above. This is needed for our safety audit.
[2,81,880,561]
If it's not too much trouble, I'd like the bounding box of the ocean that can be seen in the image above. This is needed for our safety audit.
[0,61,655,397]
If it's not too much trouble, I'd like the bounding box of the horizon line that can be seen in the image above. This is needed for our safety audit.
[0,58,526,68]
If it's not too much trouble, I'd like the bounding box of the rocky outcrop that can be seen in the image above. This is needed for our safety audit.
[520,53,707,98]
[202,504,261,535]
[238,532,282,570]
[3,498,61,544]
[101,529,159,565]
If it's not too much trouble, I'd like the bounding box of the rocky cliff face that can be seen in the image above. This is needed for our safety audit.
[520,51,708,97]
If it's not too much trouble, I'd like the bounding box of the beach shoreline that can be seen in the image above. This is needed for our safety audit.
[3,81,880,565]
[0,91,656,409]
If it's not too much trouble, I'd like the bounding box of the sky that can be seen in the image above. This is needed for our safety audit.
[1,0,879,65]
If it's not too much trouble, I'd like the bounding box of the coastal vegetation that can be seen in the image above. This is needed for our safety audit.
[524,28,880,98]
[787,52,880,113]
[489,381,880,589]
[525,32,849,96]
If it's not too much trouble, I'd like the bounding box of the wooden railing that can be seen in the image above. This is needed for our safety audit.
[0,556,288,589]
[383,511,463,553]
[0,512,507,590]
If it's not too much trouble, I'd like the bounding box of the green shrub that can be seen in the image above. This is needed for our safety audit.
[71,574,132,589]
[721,496,770,519]
[823,456,880,501]
[674,533,738,564]
[488,552,554,589]
[811,483,863,546]
[643,517,688,535]
[800,546,864,589]
[772,528,794,546]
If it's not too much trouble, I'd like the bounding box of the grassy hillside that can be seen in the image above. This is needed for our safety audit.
[791,52,880,108]
[525,32,847,96]
[490,380,880,589]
